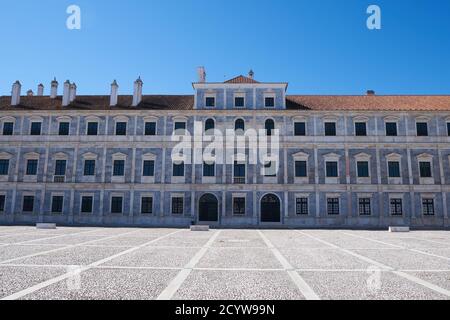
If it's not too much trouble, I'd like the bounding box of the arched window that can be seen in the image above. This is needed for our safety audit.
[235,119,245,133]
[205,118,215,133]
[265,119,275,136]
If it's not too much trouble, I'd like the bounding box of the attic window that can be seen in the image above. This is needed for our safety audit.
[205,97,215,108]
[265,97,275,108]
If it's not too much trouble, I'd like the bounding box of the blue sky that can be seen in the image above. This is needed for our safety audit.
[1,0,450,96]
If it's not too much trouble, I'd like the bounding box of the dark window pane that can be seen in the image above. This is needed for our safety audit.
[23,196,34,212]
[390,199,403,216]
[115,122,127,136]
[58,122,70,136]
[388,162,401,178]
[235,119,245,132]
[234,97,244,108]
[447,123,450,136]
[26,159,38,176]
[325,122,336,136]
[30,122,41,135]
[295,161,307,177]
[145,122,156,136]
[113,160,125,176]
[205,119,215,132]
[174,122,186,134]
[87,122,98,136]
[84,160,96,176]
[81,196,93,213]
[0,195,5,212]
[355,122,367,136]
[3,122,13,136]
[294,122,306,136]
[172,197,184,215]
[419,162,432,178]
[327,198,340,215]
[416,122,428,136]
[234,162,245,177]
[111,197,123,214]
[265,97,275,108]
[326,162,338,177]
[265,120,275,136]
[205,97,215,107]
[141,197,153,214]
[0,160,9,175]
[386,122,398,136]
[296,198,308,215]
[422,199,435,216]
[54,160,66,176]
[143,160,155,177]
[357,161,369,177]
[203,162,215,177]
[233,197,246,215]
[173,162,184,177]
[359,198,371,216]
[51,196,64,213]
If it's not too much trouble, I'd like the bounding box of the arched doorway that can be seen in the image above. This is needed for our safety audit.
[261,194,281,223]
[199,194,219,222]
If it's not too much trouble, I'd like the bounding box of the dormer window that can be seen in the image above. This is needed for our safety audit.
[205,96,215,108]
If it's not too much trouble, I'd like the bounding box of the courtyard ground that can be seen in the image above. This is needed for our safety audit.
[0,226,449,300]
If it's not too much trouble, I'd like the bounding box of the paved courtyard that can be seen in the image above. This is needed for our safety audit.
[0,226,449,300]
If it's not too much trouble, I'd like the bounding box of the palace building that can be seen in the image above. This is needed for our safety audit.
[0,68,450,228]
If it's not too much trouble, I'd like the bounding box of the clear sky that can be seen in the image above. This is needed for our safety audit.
[1,0,450,96]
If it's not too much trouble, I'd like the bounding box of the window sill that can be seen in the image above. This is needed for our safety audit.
[356,177,371,184]
[325,177,339,184]
[112,176,125,183]
[419,178,434,185]
[142,177,155,184]
[294,177,309,184]
[202,177,216,184]
[23,176,38,183]
[171,177,186,184]
[388,178,402,185]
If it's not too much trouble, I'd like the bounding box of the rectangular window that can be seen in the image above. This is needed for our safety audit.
[54,160,67,176]
[23,196,34,213]
[294,122,306,136]
[358,198,371,216]
[0,160,9,175]
[327,198,340,215]
[326,161,338,177]
[447,123,450,136]
[26,159,38,176]
[386,122,398,136]
[173,162,185,177]
[58,122,70,136]
[203,162,215,177]
[87,122,98,136]
[233,197,246,215]
[234,162,246,184]
[357,161,370,178]
[324,122,336,136]
[145,122,156,136]
[205,97,215,108]
[174,122,186,134]
[265,97,275,108]
[2,122,13,136]
[143,160,155,177]
[30,122,42,135]
[388,161,401,178]
[141,197,153,215]
[390,199,403,216]
[422,199,435,216]
[295,161,307,177]
[51,196,64,214]
[355,122,367,136]
[419,162,432,178]
[416,122,428,136]
[296,198,308,215]
[81,196,93,213]
[84,160,96,176]
[0,195,5,212]
[115,122,127,136]
[113,160,125,176]
[172,197,184,215]
[234,97,245,108]
[111,197,123,214]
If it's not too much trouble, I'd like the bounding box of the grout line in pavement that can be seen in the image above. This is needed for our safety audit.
[297,230,450,298]
[1,229,184,300]
[258,230,320,300]
[157,230,222,300]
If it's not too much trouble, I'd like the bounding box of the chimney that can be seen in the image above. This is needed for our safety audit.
[11,81,21,106]
[197,66,206,83]
[50,78,58,98]
[132,77,143,107]
[248,69,254,79]
[62,80,71,106]
[37,84,44,96]
[110,80,119,107]
[69,83,77,102]
[27,90,34,96]
[366,90,376,96]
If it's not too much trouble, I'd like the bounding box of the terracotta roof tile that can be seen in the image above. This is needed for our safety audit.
[224,75,259,84]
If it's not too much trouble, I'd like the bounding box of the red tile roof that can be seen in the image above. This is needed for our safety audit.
[224,75,260,84]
